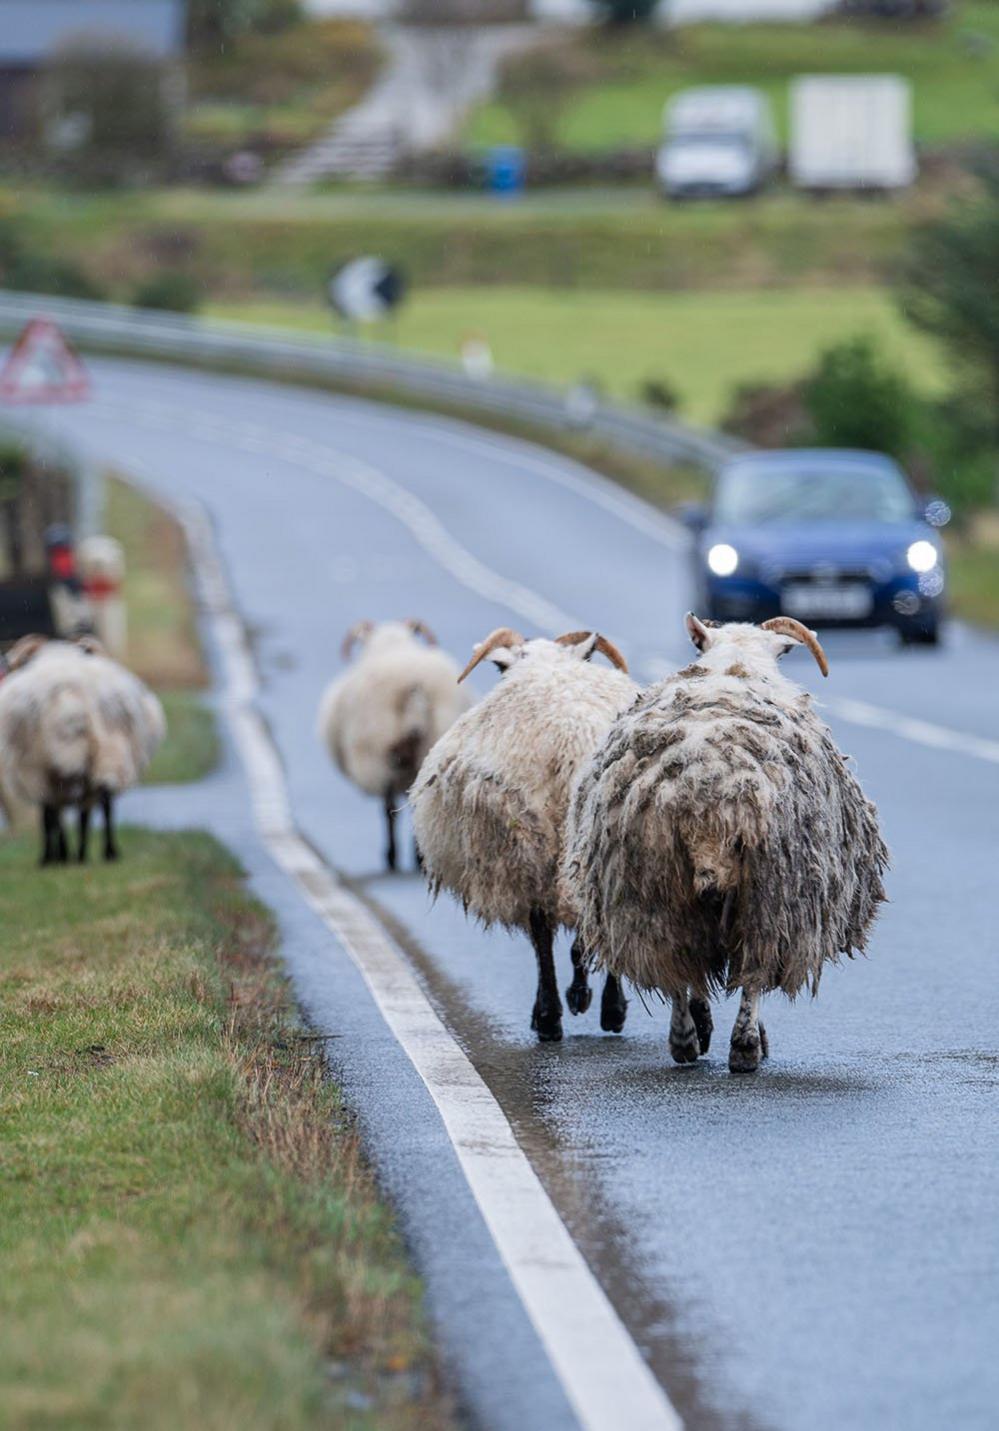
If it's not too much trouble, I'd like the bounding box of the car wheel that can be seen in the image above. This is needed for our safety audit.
[899,622,940,647]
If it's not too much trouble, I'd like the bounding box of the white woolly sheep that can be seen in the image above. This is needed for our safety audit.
[562,614,889,1073]
[317,618,471,871]
[410,626,639,1043]
[0,633,166,864]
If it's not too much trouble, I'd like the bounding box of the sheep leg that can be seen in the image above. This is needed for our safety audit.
[669,989,701,1065]
[600,973,628,1034]
[383,795,397,873]
[566,936,593,1016]
[528,909,562,1043]
[689,995,713,1054]
[729,988,768,1074]
[77,804,91,863]
[40,804,58,866]
[100,789,119,862]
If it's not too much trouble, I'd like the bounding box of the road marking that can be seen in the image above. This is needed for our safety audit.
[87,393,999,777]
[162,487,682,1431]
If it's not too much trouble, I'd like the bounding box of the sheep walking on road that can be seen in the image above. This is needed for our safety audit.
[317,619,471,872]
[411,627,639,1043]
[0,634,166,865]
[562,615,888,1072]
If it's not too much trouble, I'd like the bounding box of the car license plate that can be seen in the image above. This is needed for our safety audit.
[781,583,873,620]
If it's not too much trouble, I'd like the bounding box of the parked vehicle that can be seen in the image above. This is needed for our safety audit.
[789,75,917,191]
[656,86,777,199]
[683,450,947,645]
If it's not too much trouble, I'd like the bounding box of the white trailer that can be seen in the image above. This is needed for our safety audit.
[790,75,917,191]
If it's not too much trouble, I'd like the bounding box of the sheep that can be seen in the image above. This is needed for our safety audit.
[562,614,889,1073]
[0,633,166,865]
[317,619,472,872]
[410,626,639,1043]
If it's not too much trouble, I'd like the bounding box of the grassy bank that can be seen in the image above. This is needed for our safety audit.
[947,515,999,631]
[105,477,218,784]
[208,285,947,424]
[0,184,932,295]
[0,827,450,1428]
[469,3,999,151]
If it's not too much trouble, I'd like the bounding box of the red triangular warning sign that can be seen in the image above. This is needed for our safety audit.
[0,318,90,404]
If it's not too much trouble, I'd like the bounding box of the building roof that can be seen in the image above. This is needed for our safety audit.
[0,1,186,65]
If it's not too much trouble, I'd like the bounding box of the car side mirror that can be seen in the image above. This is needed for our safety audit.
[922,496,951,529]
[675,501,709,534]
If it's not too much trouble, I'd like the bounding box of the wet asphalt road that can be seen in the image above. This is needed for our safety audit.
[35,359,999,1431]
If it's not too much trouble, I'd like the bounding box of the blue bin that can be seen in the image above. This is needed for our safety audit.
[486,146,525,196]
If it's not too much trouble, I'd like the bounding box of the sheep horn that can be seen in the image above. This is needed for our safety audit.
[762,617,830,678]
[74,634,106,656]
[406,619,437,647]
[555,630,629,674]
[457,627,524,683]
[341,620,374,661]
[5,634,48,672]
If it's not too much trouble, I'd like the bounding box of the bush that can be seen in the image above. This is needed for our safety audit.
[802,335,916,457]
[721,381,810,449]
[0,218,104,300]
[639,377,682,413]
[131,272,203,314]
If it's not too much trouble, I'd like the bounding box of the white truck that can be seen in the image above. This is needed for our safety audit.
[656,86,778,200]
[790,75,917,191]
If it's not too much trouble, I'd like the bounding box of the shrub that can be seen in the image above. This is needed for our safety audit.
[721,381,810,449]
[0,218,104,300]
[802,335,916,457]
[131,272,203,314]
[639,377,682,413]
[43,41,173,164]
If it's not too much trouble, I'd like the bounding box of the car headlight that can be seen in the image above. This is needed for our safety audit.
[707,543,739,577]
[907,540,938,574]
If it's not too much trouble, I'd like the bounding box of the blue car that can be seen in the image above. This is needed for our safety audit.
[687,450,947,645]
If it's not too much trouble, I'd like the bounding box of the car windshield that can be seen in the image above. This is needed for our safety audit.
[670,133,749,151]
[714,464,915,525]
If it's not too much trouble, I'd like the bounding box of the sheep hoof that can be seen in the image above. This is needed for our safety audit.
[600,996,628,1034]
[669,1033,701,1065]
[531,1003,563,1042]
[566,980,592,1016]
[728,1037,763,1074]
[690,997,713,1055]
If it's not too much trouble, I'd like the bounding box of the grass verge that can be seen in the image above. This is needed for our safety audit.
[105,476,219,784]
[0,826,451,1430]
[947,515,999,631]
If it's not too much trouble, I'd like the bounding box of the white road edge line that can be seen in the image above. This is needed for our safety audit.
[88,392,999,773]
[172,490,683,1431]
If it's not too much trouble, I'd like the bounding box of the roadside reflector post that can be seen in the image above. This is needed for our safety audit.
[79,534,126,658]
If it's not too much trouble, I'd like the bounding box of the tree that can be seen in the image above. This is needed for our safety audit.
[898,148,999,431]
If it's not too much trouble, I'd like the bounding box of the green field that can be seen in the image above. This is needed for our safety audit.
[468,3,999,151]
[0,828,448,1429]
[209,285,946,424]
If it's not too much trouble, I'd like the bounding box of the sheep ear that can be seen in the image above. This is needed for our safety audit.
[685,612,713,653]
[490,647,518,673]
[564,633,599,662]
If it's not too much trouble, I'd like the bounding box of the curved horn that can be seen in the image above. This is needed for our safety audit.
[555,630,629,674]
[457,627,524,684]
[761,617,830,678]
[406,618,437,647]
[5,634,48,672]
[340,620,374,661]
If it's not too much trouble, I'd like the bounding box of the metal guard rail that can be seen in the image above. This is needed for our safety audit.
[0,289,741,474]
